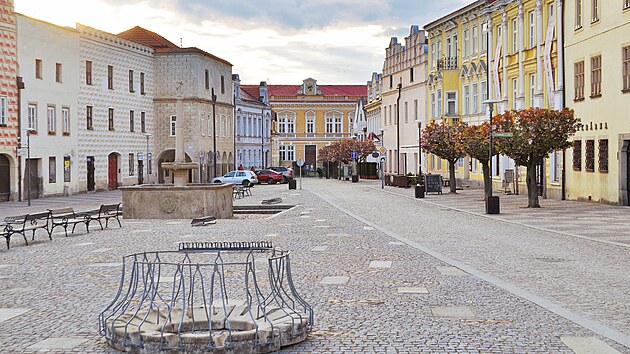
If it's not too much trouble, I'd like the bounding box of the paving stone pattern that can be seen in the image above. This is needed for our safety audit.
[0,182,627,352]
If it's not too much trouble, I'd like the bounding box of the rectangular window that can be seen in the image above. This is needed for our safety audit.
[205,70,209,90]
[389,105,393,125]
[463,29,469,57]
[598,139,608,172]
[129,70,134,92]
[389,75,393,89]
[512,19,517,54]
[437,89,442,116]
[572,140,582,170]
[108,108,114,131]
[585,139,595,172]
[472,26,478,54]
[481,23,488,52]
[170,115,176,136]
[141,111,146,132]
[0,96,7,125]
[463,85,470,115]
[129,153,134,176]
[529,11,536,48]
[107,65,114,90]
[625,0,630,10]
[129,110,134,132]
[404,102,408,123]
[47,105,56,134]
[49,156,56,183]
[590,55,601,97]
[63,156,71,182]
[431,44,435,67]
[512,78,517,109]
[575,0,582,29]
[574,60,585,100]
[140,72,145,94]
[472,84,478,113]
[530,74,536,107]
[35,59,42,79]
[86,60,92,85]
[221,75,225,94]
[623,45,630,91]
[279,145,295,161]
[287,145,295,161]
[414,99,418,120]
[62,107,69,135]
[430,93,435,118]
[410,67,414,82]
[86,106,93,130]
[28,103,37,130]
[55,63,62,83]
[481,81,488,110]
[393,104,397,124]
[446,91,456,116]
[591,0,599,22]
[306,116,315,133]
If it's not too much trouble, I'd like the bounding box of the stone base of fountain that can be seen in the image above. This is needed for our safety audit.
[121,183,233,219]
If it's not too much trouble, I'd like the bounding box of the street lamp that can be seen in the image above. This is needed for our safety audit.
[414,120,425,198]
[379,128,385,189]
[483,99,501,214]
[211,88,217,179]
[396,83,401,175]
[351,134,358,183]
[24,127,35,206]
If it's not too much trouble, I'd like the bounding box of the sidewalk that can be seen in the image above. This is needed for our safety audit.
[365,180,630,248]
[0,190,122,219]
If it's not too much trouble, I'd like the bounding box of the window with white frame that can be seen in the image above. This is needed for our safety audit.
[0,96,7,125]
[481,81,488,109]
[28,103,37,130]
[530,74,536,107]
[431,93,436,118]
[279,144,295,161]
[591,0,599,22]
[414,99,418,121]
[446,91,457,116]
[170,115,176,137]
[207,115,211,136]
[472,83,478,113]
[277,111,295,133]
[47,105,56,134]
[481,23,488,52]
[575,0,582,29]
[512,18,517,54]
[463,85,470,115]
[512,78,518,109]
[389,106,392,125]
[472,26,478,54]
[625,0,630,10]
[463,28,469,57]
[325,111,343,133]
[529,11,536,48]
[62,107,69,134]
[404,102,408,123]
[437,90,443,116]
[431,43,436,67]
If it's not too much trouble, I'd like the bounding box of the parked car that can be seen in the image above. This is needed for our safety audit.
[212,170,258,185]
[268,166,293,183]
[255,169,284,184]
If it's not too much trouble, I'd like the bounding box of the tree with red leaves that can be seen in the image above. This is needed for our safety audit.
[493,107,579,208]
[457,121,496,198]
[421,120,467,193]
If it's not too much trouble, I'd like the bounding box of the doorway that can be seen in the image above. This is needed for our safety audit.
[305,145,317,168]
[108,153,119,190]
[87,156,95,191]
[622,140,630,206]
[138,160,144,184]
[0,154,10,201]
[25,158,40,200]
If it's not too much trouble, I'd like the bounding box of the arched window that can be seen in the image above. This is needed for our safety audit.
[325,111,343,134]
[305,111,316,133]
[277,111,296,133]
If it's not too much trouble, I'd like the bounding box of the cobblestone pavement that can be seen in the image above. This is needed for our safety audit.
[0,190,122,219]
[0,181,628,353]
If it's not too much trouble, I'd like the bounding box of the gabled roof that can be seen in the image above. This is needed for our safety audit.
[118,26,232,66]
[241,85,366,97]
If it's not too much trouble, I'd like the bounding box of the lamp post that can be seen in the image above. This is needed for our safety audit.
[379,128,385,189]
[24,128,35,206]
[414,120,425,198]
[483,99,501,214]
[145,133,151,184]
[396,83,401,175]
[211,88,217,179]
[351,134,358,183]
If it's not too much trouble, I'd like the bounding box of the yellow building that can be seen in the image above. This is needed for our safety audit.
[565,0,630,205]
[244,78,366,169]
[486,0,565,198]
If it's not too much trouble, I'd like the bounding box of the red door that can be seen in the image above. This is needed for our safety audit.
[108,153,118,190]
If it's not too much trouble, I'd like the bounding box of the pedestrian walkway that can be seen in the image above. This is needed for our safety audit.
[0,190,121,219]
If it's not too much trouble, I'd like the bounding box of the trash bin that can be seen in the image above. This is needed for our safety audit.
[288,179,297,190]
[485,196,500,214]
[351,175,359,183]
[415,184,425,198]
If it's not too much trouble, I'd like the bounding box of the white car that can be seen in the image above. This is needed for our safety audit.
[212,171,258,185]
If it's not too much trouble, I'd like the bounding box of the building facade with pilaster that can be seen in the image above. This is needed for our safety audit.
[234,76,272,170]
[0,0,18,202]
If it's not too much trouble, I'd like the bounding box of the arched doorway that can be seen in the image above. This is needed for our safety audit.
[108,153,119,190]
[221,152,228,174]
[228,152,234,172]
[157,149,193,184]
[0,154,10,201]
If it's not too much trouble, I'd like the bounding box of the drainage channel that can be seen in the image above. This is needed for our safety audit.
[233,205,295,214]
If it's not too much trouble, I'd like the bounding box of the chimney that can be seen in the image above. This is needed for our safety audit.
[232,74,241,99]
[259,81,269,104]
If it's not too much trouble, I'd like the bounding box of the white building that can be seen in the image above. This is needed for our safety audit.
[77,24,155,191]
[17,14,79,197]
[380,25,428,176]
[234,75,272,170]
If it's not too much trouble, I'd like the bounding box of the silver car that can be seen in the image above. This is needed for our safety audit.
[212,171,258,185]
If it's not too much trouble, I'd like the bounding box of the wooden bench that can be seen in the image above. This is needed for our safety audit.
[85,203,122,230]
[3,212,52,249]
[49,207,90,237]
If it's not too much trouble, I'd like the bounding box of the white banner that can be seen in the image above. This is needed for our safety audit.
[544,13,555,107]
[493,34,502,100]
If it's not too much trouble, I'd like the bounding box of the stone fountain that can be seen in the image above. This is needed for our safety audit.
[121,85,233,219]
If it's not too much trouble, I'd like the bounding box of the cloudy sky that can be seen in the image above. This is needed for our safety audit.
[15,0,470,85]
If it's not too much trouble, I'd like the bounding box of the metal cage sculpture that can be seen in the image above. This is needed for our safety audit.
[99,242,313,353]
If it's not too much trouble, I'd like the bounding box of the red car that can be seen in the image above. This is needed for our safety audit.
[255,169,284,184]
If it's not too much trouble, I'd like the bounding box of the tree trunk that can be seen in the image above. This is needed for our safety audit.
[449,160,457,193]
[481,160,491,198]
[526,160,540,208]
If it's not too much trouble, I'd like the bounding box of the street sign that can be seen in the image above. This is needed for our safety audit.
[147,153,152,160]
[17,148,27,156]
[371,152,379,158]
[493,132,513,137]
[137,152,144,161]
[296,159,305,167]
[351,151,357,159]
[378,146,387,155]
